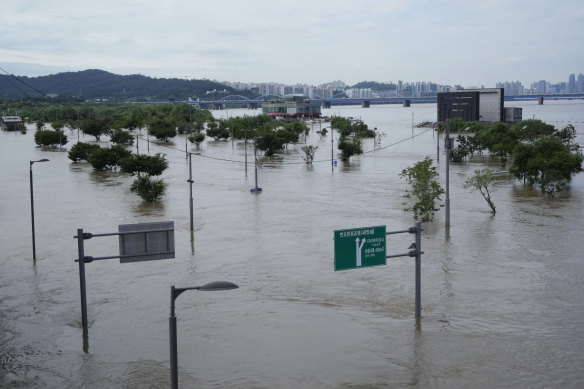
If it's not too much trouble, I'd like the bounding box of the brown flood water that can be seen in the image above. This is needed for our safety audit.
[1,100,584,388]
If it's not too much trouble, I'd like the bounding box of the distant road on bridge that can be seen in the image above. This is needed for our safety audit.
[170,93,584,108]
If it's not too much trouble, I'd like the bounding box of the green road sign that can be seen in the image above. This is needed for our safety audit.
[334,225,386,271]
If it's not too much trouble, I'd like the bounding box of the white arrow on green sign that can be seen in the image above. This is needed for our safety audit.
[334,225,386,271]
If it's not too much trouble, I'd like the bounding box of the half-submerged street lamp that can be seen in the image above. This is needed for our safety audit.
[30,158,49,262]
[250,144,262,193]
[169,280,239,389]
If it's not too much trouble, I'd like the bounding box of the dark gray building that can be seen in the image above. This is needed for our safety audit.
[437,88,505,123]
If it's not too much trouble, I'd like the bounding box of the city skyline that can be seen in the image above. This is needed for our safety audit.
[223,72,584,96]
[1,0,582,88]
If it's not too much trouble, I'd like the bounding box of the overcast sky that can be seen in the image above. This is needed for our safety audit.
[0,0,581,87]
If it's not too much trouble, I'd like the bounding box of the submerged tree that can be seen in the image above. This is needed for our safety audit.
[400,157,445,221]
[34,129,67,147]
[464,168,497,213]
[110,129,135,146]
[86,145,132,171]
[130,175,167,202]
[337,137,362,161]
[119,153,168,176]
[188,131,206,149]
[68,142,100,162]
[300,145,318,165]
[148,118,176,141]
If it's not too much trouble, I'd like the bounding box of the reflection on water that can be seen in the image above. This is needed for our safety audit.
[1,101,584,388]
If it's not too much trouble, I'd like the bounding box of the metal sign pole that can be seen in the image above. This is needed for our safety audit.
[188,153,194,232]
[334,223,424,319]
[74,222,175,335]
[415,221,422,318]
[76,228,88,328]
[169,286,179,389]
[445,120,451,227]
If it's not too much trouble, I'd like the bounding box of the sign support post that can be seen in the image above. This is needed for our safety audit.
[334,222,424,319]
[76,228,89,328]
[74,221,175,343]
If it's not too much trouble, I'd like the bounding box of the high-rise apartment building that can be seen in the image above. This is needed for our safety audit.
[568,74,576,92]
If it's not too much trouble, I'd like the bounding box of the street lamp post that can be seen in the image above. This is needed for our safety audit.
[30,158,49,262]
[250,144,262,192]
[169,281,239,389]
[187,153,194,232]
[445,119,451,227]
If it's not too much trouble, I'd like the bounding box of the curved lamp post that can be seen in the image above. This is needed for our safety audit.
[170,280,239,389]
[30,158,49,261]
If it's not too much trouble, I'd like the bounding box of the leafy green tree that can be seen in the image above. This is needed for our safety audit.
[255,132,285,156]
[464,168,497,213]
[511,119,555,142]
[400,157,445,221]
[119,153,168,176]
[50,120,67,132]
[511,136,584,196]
[331,117,373,162]
[276,126,300,148]
[206,122,230,140]
[553,124,577,148]
[337,137,363,161]
[110,129,135,146]
[125,106,146,132]
[331,117,352,137]
[130,175,167,202]
[450,145,469,163]
[300,145,318,165]
[188,132,206,148]
[81,118,110,141]
[508,142,536,185]
[286,122,309,137]
[68,142,101,162]
[148,118,176,141]
[475,122,518,165]
[350,121,376,137]
[34,129,67,147]
[86,145,132,170]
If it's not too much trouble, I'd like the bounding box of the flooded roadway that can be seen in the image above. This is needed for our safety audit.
[1,101,584,388]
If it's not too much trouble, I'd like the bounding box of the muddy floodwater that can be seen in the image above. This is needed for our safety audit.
[1,101,584,388]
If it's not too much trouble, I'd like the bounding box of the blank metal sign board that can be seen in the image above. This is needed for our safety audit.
[118,221,175,263]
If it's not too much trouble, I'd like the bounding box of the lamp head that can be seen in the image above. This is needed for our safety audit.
[31,159,50,165]
[196,281,239,291]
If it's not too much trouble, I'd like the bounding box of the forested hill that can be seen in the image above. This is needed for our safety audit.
[351,81,398,91]
[0,69,240,100]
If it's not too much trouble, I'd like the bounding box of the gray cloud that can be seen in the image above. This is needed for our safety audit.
[0,0,581,86]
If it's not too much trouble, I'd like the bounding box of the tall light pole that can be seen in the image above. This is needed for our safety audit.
[188,153,194,232]
[30,158,49,261]
[250,143,262,193]
[445,119,451,227]
[169,281,238,389]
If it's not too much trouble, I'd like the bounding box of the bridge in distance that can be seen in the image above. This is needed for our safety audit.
[182,93,584,109]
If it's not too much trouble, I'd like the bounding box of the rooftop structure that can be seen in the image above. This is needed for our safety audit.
[1,112,26,131]
[261,94,321,120]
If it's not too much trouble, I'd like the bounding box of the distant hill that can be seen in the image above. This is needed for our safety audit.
[0,69,249,101]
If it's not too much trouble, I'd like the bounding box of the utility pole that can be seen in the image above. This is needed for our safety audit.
[244,127,248,178]
[331,130,334,171]
[411,111,414,137]
[188,153,194,231]
[445,120,451,227]
[436,123,439,162]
